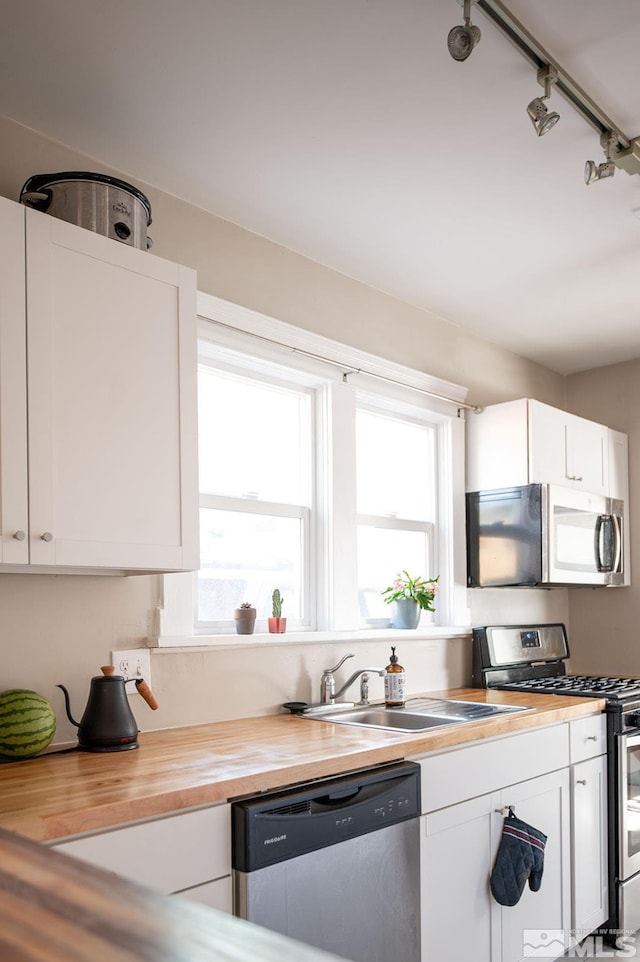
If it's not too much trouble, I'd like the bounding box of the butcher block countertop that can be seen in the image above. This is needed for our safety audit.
[0,688,604,842]
[0,827,347,962]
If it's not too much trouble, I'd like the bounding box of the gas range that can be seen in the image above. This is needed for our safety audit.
[472,623,640,705]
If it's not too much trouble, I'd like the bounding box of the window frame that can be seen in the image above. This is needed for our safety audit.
[195,357,316,633]
[152,292,471,649]
[355,400,439,628]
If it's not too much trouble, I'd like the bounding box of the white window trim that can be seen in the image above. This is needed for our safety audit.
[150,292,472,649]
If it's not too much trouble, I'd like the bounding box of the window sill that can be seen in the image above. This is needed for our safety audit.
[148,625,472,652]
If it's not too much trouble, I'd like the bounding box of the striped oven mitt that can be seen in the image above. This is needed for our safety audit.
[490,810,547,906]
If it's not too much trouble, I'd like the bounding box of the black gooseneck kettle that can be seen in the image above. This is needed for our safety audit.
[58,666,158,752]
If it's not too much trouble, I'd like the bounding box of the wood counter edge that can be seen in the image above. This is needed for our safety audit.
[1,691,606,843]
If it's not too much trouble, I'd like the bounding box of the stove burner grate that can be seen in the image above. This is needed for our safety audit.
[499,675,640,700]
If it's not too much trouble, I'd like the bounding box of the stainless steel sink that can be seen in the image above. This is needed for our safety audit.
[305,698,531,733]
[315,707,467,732]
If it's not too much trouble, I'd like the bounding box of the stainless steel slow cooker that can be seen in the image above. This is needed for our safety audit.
[19,171,152,250]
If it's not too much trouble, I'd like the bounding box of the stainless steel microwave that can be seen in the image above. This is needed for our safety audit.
[466,483,624,587]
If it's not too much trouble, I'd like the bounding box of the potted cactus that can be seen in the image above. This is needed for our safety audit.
[268,589,286,633]
[233,602,257,635]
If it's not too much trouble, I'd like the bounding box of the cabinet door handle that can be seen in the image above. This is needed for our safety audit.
[566,474,584,482]
[586,735,598,741]
[576,779,587,786]
[13,530,26,541]
[40,532,53,542]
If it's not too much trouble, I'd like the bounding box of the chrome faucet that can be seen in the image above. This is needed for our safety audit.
[320,653,385,706]
[320,653,354,704]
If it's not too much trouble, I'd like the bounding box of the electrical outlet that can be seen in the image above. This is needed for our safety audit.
[110,648,152,695]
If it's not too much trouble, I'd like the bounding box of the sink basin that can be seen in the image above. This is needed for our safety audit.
[315,707,468,732]
[305,698,531,733]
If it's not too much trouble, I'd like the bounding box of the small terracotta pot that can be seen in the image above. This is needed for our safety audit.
[234,608,257,635]
[268,617,287,634]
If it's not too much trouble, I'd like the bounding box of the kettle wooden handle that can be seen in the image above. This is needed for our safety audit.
[135,678,159,710]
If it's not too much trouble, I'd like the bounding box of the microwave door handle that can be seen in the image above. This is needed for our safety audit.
[594,514,615,573]
[593,514,612,572]
[605,513,623,573]
[612,513,623,574]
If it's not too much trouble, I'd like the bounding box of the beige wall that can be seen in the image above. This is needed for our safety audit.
[1,116,565,409]
[566,360,640,675]
[0,114,571,746]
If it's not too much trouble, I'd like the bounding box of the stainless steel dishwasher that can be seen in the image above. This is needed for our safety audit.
[232,760,420,962]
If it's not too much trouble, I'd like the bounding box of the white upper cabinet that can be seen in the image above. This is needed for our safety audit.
[528,400,608,493]
[608,428,629,502]
[0,197,29,564]
[0,195,199,573]
[467,397,616,497]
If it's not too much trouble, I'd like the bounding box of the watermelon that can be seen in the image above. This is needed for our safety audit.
[0,689,56,758]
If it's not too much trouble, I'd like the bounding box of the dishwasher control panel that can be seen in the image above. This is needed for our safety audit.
[232,760,421,872]
[373,793,415,820]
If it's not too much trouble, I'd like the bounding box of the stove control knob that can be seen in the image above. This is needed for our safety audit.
[626,713,640,730]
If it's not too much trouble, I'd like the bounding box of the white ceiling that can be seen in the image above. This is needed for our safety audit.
[2,0,639,374]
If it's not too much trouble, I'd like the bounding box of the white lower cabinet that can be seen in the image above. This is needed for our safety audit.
[569,715,609,939]
[174,876,233,913]
[498,770,571,962]
[416,718,608,962]
[420,769,570,962]
[571,754,608,938]
[421,792,495,962]
[51,804,232,912]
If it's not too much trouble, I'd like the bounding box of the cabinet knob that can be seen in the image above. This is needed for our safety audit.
[576,779,587,786]
[40,532,53,542]
[13,530,26,541]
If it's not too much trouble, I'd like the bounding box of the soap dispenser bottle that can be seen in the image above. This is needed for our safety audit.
[384,646,406,708]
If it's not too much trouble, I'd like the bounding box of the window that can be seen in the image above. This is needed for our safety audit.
[197,364,313,631]
[155,293,469,645]
[356,407,437,626]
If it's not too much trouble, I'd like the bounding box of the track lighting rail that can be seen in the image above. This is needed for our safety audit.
[476,0,639,170]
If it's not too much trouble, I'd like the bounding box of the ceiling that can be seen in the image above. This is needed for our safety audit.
[1,0,639,375]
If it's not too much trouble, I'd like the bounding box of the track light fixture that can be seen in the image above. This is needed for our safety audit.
[448,1,640,179]
[447,0,481,62]
[584,159,615,185]
[585,132,617,185]
[526,65,560,136]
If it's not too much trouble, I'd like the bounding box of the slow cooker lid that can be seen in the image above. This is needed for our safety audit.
[20,171,152,224]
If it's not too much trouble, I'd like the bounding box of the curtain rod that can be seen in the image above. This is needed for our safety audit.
[203,317,481,413]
